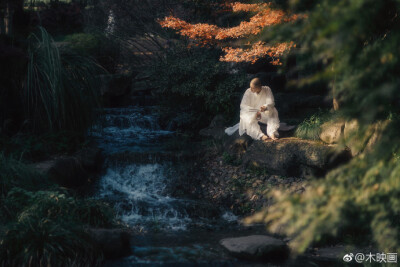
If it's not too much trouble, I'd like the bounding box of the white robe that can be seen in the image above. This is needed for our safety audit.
[225,86,280,140]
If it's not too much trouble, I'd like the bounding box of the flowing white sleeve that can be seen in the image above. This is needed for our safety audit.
[263,86,275,109]
[240,89,254,112]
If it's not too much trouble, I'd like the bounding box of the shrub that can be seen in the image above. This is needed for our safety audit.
[2,188,116,227]
[0,217,103,267]
[25,27,105,134]
[0,156,119,266]
[294,109,332,140]
[62,33,119,72]
[0,187,117,266]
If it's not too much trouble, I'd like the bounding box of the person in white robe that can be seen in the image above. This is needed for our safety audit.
[225,78,293,141]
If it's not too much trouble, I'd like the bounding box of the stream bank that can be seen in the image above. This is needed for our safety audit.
[85,104,338,266]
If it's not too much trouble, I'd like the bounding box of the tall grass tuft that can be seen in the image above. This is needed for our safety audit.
[294,110,332,140]
[25,27,105,134]
[0,187,117,266]
[0,217,104,267]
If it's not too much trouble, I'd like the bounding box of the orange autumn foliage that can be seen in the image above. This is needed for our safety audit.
[221,41,295,64]
[159,2,300,65]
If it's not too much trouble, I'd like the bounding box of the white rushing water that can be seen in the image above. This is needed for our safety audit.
[96,162,192,230]
[91,106,237,231]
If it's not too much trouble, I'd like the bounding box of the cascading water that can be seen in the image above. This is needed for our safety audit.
[89,106,312,266]
[90,105,239,230]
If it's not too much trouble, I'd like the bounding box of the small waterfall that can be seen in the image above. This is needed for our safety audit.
[96,162,191,230]
[90,107,172,154]
[91,106,236,231]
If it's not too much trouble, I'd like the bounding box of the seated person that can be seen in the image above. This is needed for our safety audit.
[225,78,293,141]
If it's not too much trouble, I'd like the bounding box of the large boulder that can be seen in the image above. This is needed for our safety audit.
[319,121,345,144]
[47,157,89,187]
[343,119,389,156]
[242,138,352,177]
[220,235,289,261]
[32,146,104,188]
[88,228,131,259]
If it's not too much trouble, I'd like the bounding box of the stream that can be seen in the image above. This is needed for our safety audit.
[89,106,316,266]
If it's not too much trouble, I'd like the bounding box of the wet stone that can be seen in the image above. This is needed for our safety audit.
[220,235,289,261]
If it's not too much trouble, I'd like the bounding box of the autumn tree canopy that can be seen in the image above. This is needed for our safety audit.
[159,2,300,65]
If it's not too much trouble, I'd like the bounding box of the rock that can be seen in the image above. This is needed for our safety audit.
[47,157,89,187]
[33,157,89,187]
[199,114,227,140]
[88,228,131,259]
[223,131,254,158]
[343,119,363,156]
[242,138,352,177]
[220,235,289,261]
[74,146,103,172]
[365,120,389,152]
[319,121,345,144]
[32,146,104,188]
[343,119,389,156]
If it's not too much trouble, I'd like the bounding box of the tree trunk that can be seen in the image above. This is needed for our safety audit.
[331,65,339,110]
[4,3,14,36]
[0,2,15,36]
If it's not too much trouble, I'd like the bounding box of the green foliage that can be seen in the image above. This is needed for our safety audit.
[294,109,332,140]
[0,217,103,267]
[0,155,118,266]
[151,45,247,131]
[25,27,104,134]
[0,188,116,266]
[62,33,119,72]
[0,153,52,199]
[251,120,400,255]
[249,0,400,254]
[2,187,116,227]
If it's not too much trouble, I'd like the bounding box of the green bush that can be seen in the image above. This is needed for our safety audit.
[2,188,116,227]
[0,217,103,267]
[294,109,332,140]
[0,188,117,266]
[0,155,118,266]
[62,33,119,72]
